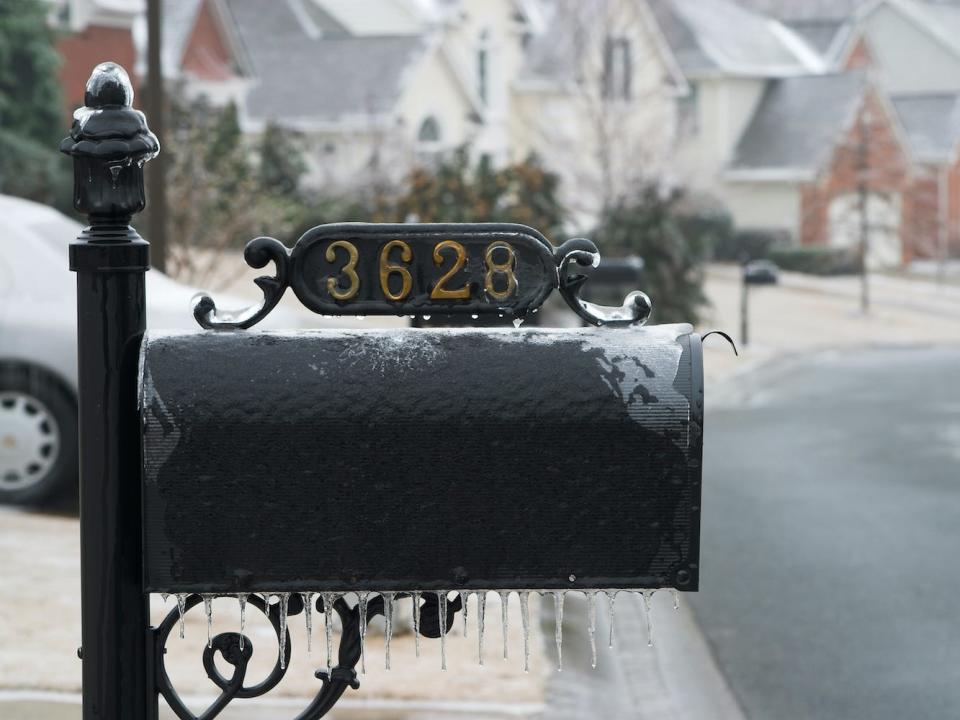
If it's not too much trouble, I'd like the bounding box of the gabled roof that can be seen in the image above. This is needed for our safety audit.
[161,0,205,75]
[646,0,825,78]
[733,0,869,21]
[838,0,960,68]
[726,72,867,180]
[219,0,429,123]
[516,1,687,92]
[782,19,852,55]
[891,92,960,163]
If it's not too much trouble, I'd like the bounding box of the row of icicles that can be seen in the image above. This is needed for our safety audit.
[159,589,679,673]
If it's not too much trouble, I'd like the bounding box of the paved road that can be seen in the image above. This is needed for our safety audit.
[692,346,960,720]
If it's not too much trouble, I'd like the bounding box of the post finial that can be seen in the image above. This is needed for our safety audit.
[60,62,160,229]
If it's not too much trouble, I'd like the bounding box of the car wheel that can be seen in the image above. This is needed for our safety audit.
[0,365,77,505]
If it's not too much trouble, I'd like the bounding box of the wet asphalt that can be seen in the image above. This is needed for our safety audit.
[692,345,960,720]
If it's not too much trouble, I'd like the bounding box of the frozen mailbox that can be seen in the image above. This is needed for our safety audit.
[140,224,704,599]
[68,62,709,720]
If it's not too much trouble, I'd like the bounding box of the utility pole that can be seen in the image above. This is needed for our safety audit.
[145,0,168,271]
[857,109,870,314]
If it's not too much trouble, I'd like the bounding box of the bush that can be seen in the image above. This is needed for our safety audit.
[712,228,791,262]
[0,128,72,212]
[593,185,711,324]
[674,194,735,259]
[768,246,860,276]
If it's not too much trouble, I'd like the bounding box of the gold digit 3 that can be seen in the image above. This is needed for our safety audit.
[325,240,360,300]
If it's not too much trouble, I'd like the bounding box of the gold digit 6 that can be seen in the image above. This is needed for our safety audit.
[325,240,360,300]
[379,240,413,301]
[484,242,518,300]
[431,240,471,300]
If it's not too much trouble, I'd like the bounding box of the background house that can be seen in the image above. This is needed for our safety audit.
[47,0,960,265]
[51,0,143,118]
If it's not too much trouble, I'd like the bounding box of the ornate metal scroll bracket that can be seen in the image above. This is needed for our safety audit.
[555,238,653,327]
[192,237,291,330]
[193,225,653,330]
[153,592,461,720]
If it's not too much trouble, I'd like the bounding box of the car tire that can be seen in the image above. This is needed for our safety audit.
[0,364,77,505]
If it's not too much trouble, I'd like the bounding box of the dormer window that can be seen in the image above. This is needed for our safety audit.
[603,36,632,100]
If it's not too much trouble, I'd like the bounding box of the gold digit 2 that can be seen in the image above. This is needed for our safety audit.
[431,240,471,300]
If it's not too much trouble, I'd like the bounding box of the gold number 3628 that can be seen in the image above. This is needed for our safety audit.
[324,240,518,302]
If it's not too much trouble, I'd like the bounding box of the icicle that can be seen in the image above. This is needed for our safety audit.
[462,591,470,637]
[261,593,272,614]
[203,595,214,649]
[606,590,617,649]
[279,593,290,670]
[671,589,680,611]
[322,593,335,670]
[301,592,314,655]
[358,592,369,674]
[423,315,431,320]
[519,591,530,673]
[438,591,448,671]
[513,318,524,328]
[161,593,169,603]
[237,594,247,651]
[471,314,479,320]
[553,591,565,671]
[384,592,395,670]
[499,591,510,660]
[586,591,598,668]
[176,594,187,640]
[412,591,422,658]
[642,590,654,647]
[477,591,486,666]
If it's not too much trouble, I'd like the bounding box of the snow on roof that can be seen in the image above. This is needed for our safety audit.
[647,0,823,78]
[312,0,428,35]
[220,0,428,123]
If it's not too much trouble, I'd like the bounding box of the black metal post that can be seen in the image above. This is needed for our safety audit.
[61,62,159,720]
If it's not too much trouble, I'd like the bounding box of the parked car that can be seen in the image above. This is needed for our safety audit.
[0,194,296,505]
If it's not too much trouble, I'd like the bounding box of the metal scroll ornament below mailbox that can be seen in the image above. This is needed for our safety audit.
[64,62,707,720]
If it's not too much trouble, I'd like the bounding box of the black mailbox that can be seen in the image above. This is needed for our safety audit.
[140,325,704,594]
[63,62,716,720]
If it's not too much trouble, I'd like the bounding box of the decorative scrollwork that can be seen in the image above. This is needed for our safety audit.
[192,237,290,330]
[153,592,461,720]
[192,224,653,330]
[555,238,653,327]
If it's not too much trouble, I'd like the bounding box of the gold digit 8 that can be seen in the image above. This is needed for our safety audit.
[484,242,517,300]
[325,240,360,300]
[379,240,413,301]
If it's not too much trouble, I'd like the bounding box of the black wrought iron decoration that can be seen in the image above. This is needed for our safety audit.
[193,224,653,329]
[155,592,461,720]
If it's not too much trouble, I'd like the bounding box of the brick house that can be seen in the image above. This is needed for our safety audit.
[724,73,915,266]
[52,0,142,119]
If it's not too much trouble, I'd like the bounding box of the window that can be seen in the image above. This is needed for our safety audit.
[418,116,442,144]
[477,30,490,105]
[679,84,699,136]
[477,47,488,105]
[603,36,632,100]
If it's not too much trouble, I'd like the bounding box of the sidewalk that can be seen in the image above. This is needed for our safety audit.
[699,264,960,384]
